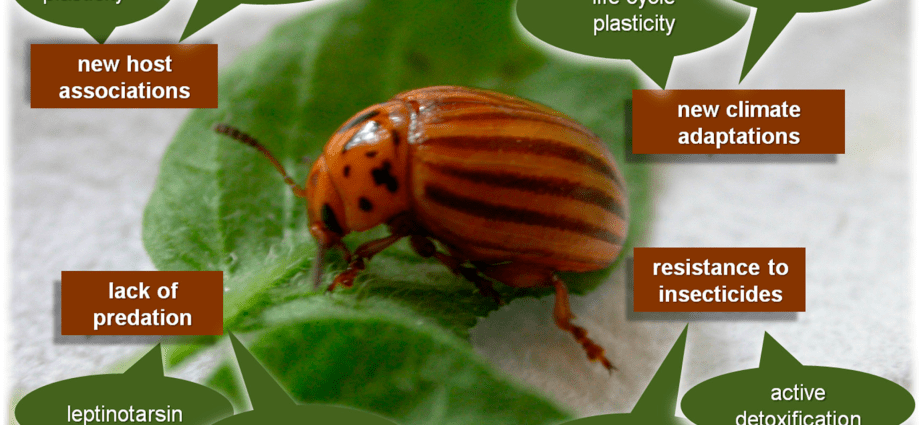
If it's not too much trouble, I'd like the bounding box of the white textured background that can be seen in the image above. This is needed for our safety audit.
[11,0,911,419]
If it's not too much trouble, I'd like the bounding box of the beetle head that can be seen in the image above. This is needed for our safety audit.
[306,156,350,250]
[306,101,412,287]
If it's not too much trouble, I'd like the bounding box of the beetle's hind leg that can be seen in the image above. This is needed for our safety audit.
[408,236,503,305]
[408,237,613,370]
[479,264,615,372]
[549,275,615,372]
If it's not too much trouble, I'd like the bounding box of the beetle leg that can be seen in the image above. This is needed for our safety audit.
[479,264,614,372]
[329,258,365,291]
[408,236,504,305]
[328,233,405,291]
[550,274,615,372]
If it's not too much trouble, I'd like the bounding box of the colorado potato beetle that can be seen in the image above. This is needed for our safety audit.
[215,86,628,371]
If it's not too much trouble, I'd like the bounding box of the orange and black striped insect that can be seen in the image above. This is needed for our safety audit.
[215,86,628,371]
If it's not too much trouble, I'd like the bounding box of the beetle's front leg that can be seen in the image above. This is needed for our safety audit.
[328,233,405,291]
[327,214,420,291]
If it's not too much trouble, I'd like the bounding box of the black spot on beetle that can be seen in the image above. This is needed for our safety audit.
[391,130,400,146]
[343,165,350,177]
[358,197,374,212]
[371,161,399,193]
[309,172,318,187]
[321,204,343,235]
[365,150,378,158]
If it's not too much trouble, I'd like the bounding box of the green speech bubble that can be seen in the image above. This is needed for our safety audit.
[558,325,691,425]
[215,333,399,425]
[516,0,750,88]
[736,0,872,81]
[682,332,915,425]
[181,0,314,41]
[15,344,233,425]
[16,0,169,43]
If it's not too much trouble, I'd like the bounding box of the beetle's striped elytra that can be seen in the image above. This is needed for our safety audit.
[215,86,628,372]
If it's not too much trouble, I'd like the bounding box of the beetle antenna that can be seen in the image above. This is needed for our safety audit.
[213,123,307,198]
[311,245,326,289]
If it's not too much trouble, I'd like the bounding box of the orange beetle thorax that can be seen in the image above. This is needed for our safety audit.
[307,100,413,238]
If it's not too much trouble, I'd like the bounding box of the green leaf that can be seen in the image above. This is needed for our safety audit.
[143,0,648,422]
[208,296,573,425]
